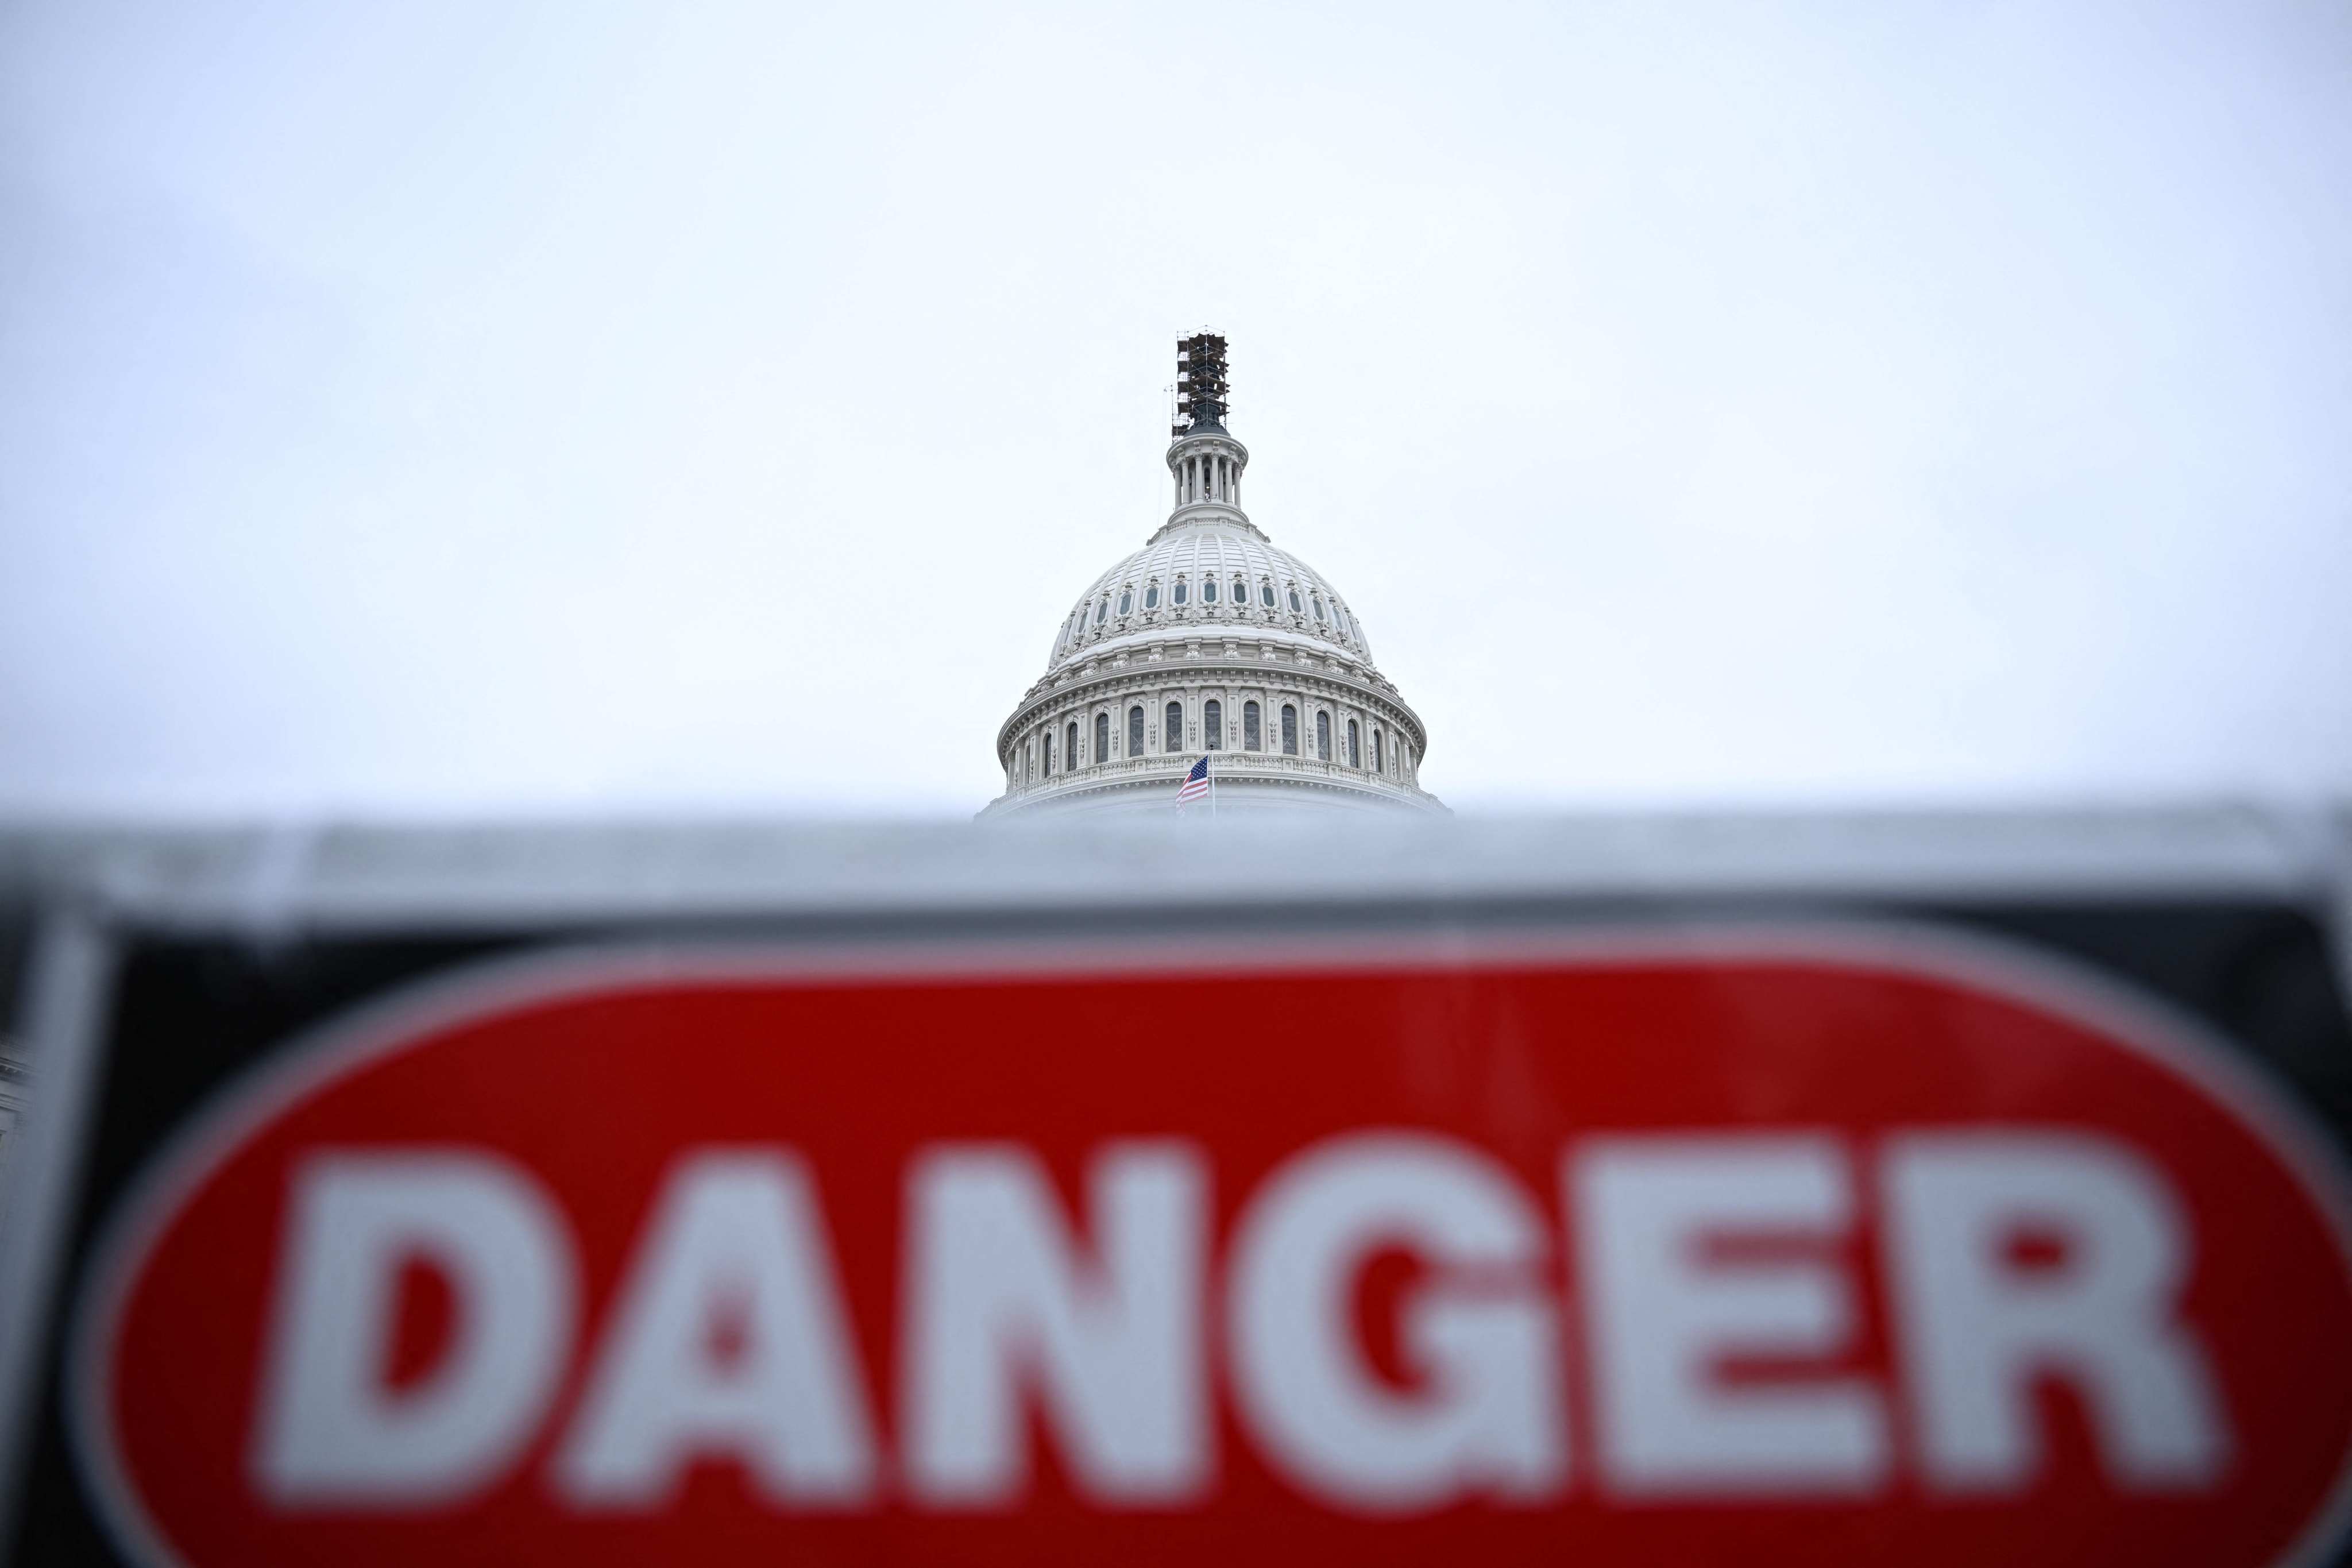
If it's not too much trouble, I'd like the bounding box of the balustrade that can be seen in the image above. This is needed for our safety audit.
[1011,748,1432,800]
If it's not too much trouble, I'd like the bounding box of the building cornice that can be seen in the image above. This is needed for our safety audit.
[979,752,1447,820]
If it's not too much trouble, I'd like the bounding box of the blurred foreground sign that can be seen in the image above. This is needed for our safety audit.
[47,928,2352,1567]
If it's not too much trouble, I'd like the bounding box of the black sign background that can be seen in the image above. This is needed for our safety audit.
[6,897,2350,1566]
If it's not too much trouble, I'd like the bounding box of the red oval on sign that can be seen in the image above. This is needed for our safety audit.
[72,928,2352,1567]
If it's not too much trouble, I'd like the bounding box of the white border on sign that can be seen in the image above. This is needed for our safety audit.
[64,919,2352,1568]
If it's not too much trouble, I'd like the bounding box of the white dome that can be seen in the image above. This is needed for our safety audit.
[982,340,1441,821]
[1046,519,1377,672]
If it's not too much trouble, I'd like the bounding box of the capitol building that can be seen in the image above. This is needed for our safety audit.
[982,335,1445,819]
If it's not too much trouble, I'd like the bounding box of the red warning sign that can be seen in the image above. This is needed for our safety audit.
[71,929,2352,1566]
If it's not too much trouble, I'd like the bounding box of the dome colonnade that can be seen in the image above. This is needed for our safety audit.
[981,334,1443,819]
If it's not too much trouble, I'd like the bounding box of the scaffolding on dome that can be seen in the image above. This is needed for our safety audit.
[1173,331,1229,435]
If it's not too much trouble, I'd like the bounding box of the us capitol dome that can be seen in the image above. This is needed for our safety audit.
[982,334,1445,820]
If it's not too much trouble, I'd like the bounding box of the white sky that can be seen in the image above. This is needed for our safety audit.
[3,1,2348,821]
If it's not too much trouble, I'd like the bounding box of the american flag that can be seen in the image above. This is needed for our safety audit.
[1174,755,1211,808]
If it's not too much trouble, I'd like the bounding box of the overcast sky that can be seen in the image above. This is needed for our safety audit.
[3,1,2347,821]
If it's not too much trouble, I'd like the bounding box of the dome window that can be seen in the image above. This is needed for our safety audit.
[1164,701,1184,753]
[1096,712,1110,762]
[1261,581,1275,608]
[1288,588,1302,614]
[1315,710,1332,762]
[1281,704,1298,756]
[1312,596,1326,622]
[1243,700,1262,751]
[1173,580,1188,606]
[1347,719,1361,768]
[1144,582,1160,609]
[1204,700,1223,750]
[1095,599,1108,625]
[1128,705,1144,755]
[1067,720,1079,766]
[1203,578,1218,604]
[1373,728,1385,774]
[1118,589,1132,615]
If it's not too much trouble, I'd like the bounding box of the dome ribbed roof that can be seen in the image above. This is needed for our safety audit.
[1045,520,1375,670]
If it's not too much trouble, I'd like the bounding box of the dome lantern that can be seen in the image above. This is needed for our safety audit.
[1167,332,1249,523]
